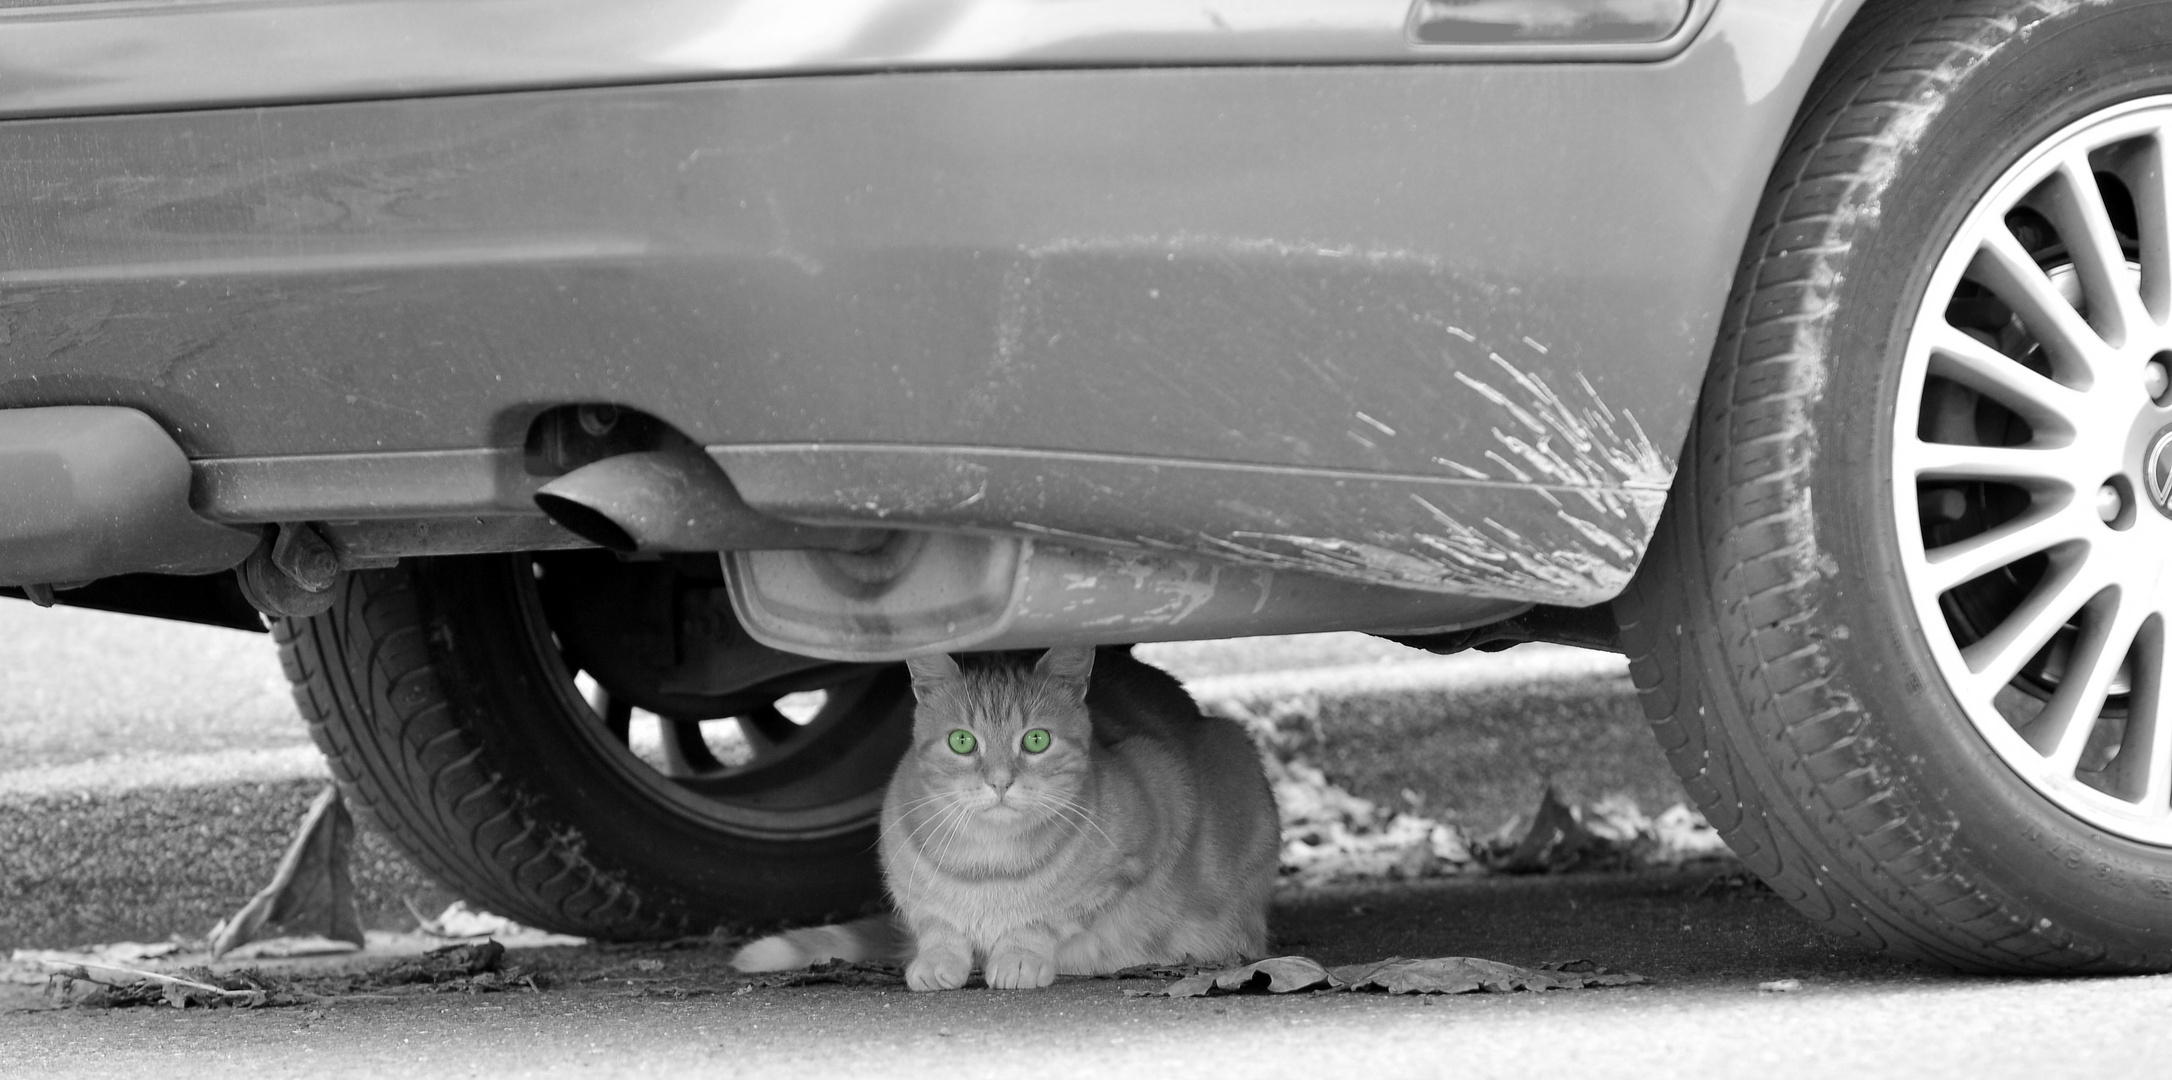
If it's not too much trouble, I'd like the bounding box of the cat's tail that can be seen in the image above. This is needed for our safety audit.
[728,914,908,972]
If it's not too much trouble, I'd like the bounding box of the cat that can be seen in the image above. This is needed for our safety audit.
[729,644,1280,991]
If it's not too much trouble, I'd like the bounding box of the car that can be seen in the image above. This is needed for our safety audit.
[4,0,2171,974]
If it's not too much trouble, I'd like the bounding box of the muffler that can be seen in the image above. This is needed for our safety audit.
[533,446,886,554]
[724,533,1527,661]
[0,407,258,589]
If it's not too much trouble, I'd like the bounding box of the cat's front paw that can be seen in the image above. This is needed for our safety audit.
[983,949,1056,990]
[906,952,971,993]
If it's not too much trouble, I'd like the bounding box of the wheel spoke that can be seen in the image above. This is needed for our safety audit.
[1923,322,2086,436]
[2039,153,2150,347]
[1919,502,2088,594]
[738,704,800,752]
[2026,588,2144,773]
[658,718,723,776]
[585,681,633,744]
[1960,553,2105,692]
[2142,631,2172,816]
[2138,124,2172,324]
[2104,616,2172,810]
[1972,226,2113,388]
[1902,436,2078,488]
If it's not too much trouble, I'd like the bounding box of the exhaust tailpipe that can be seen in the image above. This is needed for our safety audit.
[533,447,885,554]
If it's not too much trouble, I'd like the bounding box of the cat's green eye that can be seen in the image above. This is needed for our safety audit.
[947,729,977,755]
[1021,729,1051,754]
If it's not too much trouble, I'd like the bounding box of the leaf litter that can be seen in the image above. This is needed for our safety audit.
[33,939,546,1010]
[703,954,1648,1001]
[15,678,1713,1012]
[1153,955,1646,998]
[732,959,906,990]
[1212,694,1733,885]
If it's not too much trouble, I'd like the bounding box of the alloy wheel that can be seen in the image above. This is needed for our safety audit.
[1894,96,2172,844]
[519,551,912,841]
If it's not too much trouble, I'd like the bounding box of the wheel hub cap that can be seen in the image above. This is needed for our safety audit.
[2144,424,2172,517]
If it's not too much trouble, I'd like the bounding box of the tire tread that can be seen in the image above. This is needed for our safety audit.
[1613,0,2168,973]
[275,567,638,936]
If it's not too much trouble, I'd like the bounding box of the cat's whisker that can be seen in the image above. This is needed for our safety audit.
[911,790,969,817]
[1035,802,1095,848]
[900,816,946,853]
[899,809,947,849]
[912,798,974,858]
[1014,789,1071,822]
[900,793,969,848]
[929,793,991,869]
[1027,789,1097,826]
[900,806,977,875]
[1060,804,1119,852]
[929,803,975,872]
[893,795,964,830]
[1019,791,1116,852]
[891,790,960,812]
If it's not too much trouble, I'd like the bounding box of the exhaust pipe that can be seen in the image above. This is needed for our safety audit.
[724,533,1525,662]
[533,446,886,554]
[0,407,258,589]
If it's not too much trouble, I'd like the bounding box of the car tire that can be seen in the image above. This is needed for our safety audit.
[1615,0,2172,972]
[276,553,911,939]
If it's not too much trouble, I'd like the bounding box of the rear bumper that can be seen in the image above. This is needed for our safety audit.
[0,1,1857,604]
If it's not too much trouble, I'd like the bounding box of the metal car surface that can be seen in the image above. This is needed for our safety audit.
[1,0,1859,651]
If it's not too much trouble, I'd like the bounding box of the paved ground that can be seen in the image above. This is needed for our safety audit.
[6,601,2170,1077]
[0,603,453,950]
[5,869,2169,1079]
[0,603,1672,952]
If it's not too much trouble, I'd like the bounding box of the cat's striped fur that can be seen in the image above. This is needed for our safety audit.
[729,646,1279,991]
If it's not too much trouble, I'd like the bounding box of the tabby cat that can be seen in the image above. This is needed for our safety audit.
[730,645,1280,991]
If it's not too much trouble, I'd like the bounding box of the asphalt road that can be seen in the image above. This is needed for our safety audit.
[0,603,1675,952]
[6,869,2169,1079]
[7,603,2168,1077]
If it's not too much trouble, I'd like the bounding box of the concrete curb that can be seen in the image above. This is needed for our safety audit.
[0,778,454,956]
[0,746,328,798]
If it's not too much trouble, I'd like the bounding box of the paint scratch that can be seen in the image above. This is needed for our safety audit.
[1435,336,1673,532]
[1166,327,1681,605]
[1214,506,1634,607]
[1354,411,1397,436]
[1022,232,1444,271]
[1035,548,1226,627]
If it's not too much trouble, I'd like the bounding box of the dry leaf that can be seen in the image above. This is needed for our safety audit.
[1096,963,1209,980]
[1157,954,1646,997]
[375,940,506,985]
[210,786,365,958]
[1163,956,1336,998]
[1347,955,1646,994]
[42,961,281,1009]
[738,959,905,989]
[1483,786,1620,874]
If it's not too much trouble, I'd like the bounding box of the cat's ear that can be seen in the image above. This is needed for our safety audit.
[905,652,962,700]
[1033,646,1095,698]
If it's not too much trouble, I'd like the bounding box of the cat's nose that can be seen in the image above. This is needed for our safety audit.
[986,775,1013,797]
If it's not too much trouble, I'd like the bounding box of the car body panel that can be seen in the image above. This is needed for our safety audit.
[0,0,1866,606]
[0,0,1711,121]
